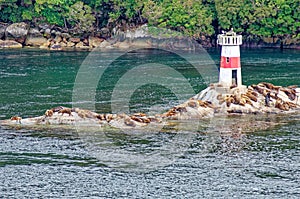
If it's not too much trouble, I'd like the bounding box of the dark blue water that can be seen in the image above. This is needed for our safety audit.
[0,48,299,198]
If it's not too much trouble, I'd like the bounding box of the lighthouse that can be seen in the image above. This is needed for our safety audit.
[217,29,243,87]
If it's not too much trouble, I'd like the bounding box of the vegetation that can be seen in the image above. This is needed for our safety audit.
[0,0,299,40]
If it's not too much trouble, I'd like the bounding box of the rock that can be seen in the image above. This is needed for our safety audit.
[5,22,29,44]
[38,24,51,30]
[25,28,47,46]
[55,31,61,36]
[0,23,7,39]
[88,36,104,47]
[59,42,67,47]
[66,41,75,47]
[54,35,62,43]
[83,38,89,46]
[45,28,51,35]
[40,39,51,48]
[51,30,56,35]
[0,40,22,48]
[75,41,90,49]
[99,40,110,48]
[50,44,62,51]
[100,27,110,38]
[131,38,152,48]
[69,37,81,43]
[61,33,71,39]
[116,41,130,49]
[43,29,52,39]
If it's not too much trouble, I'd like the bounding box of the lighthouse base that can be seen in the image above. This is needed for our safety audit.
[219,68,242,88]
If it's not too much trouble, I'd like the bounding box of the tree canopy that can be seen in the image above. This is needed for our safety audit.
[0,0,299,39]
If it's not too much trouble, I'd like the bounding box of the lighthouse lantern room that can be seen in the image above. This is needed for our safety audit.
[217,29,243,87]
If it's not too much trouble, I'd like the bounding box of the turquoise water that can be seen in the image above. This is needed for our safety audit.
[0,48,299,198]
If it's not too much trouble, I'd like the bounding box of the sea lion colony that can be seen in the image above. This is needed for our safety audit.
[2,82,300,130]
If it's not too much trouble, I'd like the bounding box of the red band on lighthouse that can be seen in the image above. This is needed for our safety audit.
[220,56,240,68]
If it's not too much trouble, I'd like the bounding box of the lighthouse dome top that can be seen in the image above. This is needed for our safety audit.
[217,29,242,46]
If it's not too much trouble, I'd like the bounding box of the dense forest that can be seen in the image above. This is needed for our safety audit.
[0,0,299,40]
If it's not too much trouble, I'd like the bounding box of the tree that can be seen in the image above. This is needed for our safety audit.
[214,0,253,33]
[34,0,75,26]
[143,0,214,37]
[248,0,300,43]
[67,1,96,33]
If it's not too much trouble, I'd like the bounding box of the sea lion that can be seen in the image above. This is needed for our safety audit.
[270,92,279,100]
[105,114,115,122]
[130,115,144,123]
[286,101,298,109]
[51,106,65,112]
[75,109,97,119]
[10,116,22,123]
[176,106,187,113]
[198,100,214,108]
[141,117,151,123]
[245,92,257,102]
[58,108,72,116]
[288,85,298,89]
[230,84,237,89]
[241,94,253,106]
[252,85,265,95]
[275,99,289,111]
[259,82,281,91]
[239,97,246,106]
[124,118,136,127]
[280,88,296,101]
[96,114,106,120]
[163,108,176,117]
[187,100,198,108]
[133,112,147,117]
[225,95,235,107]
[45,109,54,117]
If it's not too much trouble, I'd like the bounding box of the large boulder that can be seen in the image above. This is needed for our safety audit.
[100,27,110,38]
[98,40,111,48]
[69,37,81,43]
[0,23,7,39]
[25,28,47,47]
[0,40,22,48]
[50,44,62,51]
[89,36,104,48]
[5,22,29,44]
[75,41,90,49]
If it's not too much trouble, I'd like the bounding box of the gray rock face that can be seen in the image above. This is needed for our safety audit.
[0,40,22,48]
[25,28,47,46]
[0,23,7,39]
[5,22,29,44]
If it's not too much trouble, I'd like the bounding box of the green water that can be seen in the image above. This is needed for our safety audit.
[0,48,299,198]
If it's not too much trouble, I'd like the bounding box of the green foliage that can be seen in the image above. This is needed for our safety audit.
[248,0,300,38]
[143,0,214,36]
[0,0,298,40]
[67,1,95,33]
[34,0,76,26]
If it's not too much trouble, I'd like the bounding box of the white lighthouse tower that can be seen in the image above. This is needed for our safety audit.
[217,29,243,87]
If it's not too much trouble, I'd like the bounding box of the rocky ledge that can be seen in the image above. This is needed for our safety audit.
[1,82,299,132]
[3,22,299,50]
[0,23,199,51]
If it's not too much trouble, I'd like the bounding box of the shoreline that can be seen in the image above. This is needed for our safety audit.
[1,22,300,51]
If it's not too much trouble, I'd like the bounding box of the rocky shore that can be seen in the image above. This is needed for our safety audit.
[2,82,299,132]
[1,22,299,50]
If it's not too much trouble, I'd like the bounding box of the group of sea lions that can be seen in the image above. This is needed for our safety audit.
[4,82,300,130]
